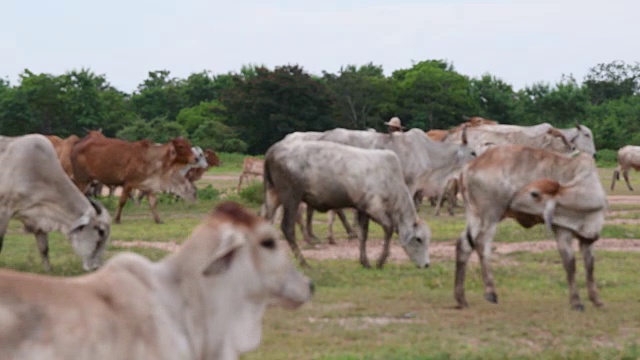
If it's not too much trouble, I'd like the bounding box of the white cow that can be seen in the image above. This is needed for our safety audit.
[0,201,313,360]
[0,134,111,271]
[264,139,431,269]
[454,145,607,310]
[611,145,640,191]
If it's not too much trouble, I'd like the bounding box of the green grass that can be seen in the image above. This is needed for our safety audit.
[0,165,638,359]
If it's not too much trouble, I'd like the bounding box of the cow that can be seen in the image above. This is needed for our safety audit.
[263,139,431,269]
[237,157,265,191]
[71,135,196,224]
[0,134,111,272]
[45,134,81,179]
[454,145,607,311]
[0,201,313,360]
[283,127,477,240]
[611,145,640,191]
[184,148,221,183]
[444,122,596,157]
[425,116,498,141]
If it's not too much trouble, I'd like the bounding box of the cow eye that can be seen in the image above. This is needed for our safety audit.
[470,151,477,157]
[530,191,540,199]
[96,227,105,238]
[415,237,423,245]
[261,238,276,250]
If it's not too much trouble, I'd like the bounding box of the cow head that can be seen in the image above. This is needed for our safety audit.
[68,197,111,271]
[205,148,221,167]
[192,202,313,354]
[191,146,209,168]
[165,171,198,203]
[568,122,596,156]
[510,178,606,241]
[398,219,431,268]
[171,137,197,165]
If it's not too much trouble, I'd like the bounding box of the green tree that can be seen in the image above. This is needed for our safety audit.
[584,60,640,105]
[131,70,187,121]
[322,63,394,129]
[469,74,515,123]
[221,64,334,154]
[392,60,478,130]
[176,100,227,135]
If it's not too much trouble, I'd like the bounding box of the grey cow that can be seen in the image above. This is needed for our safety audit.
[0,134,111,271]
[454,145,607,311]
[263,140,431,269]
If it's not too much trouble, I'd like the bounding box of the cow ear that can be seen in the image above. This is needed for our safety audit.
[202,230,246,277]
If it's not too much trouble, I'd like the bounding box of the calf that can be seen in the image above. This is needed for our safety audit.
[455,145,607,310]
[0,202,313,360]
[237,157,264,191]
[611,145,640,191]
[0,134,111,271]
[264,140,431,269]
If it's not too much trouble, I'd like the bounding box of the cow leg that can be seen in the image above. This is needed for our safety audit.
[263,187,280,223]
[297,204,313,245]
[114,186,133,224]
[237,174,245,191]
[35,231,52,272]
[610,168,620,191]
[623,169,634,191]
[555,228,583,311]
[327,210,336,244]
[305,205,319,243]
[475,223,498,304]
[356,211,371,268]
[454,229,474,309]
[282,203,308,267]
[147,192,163,224]
[376,227,394,269]
[337,209,357,240]
[0,212,9,253]
[580,240,604,308]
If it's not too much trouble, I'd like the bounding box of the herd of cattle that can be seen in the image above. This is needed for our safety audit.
[0,116,639,358]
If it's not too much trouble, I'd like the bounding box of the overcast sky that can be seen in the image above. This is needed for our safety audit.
[2,0,638,93]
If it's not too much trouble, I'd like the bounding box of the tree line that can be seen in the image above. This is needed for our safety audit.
[1,60,638,154]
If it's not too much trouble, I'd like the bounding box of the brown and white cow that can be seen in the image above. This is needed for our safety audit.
[71,135,196,224]
[0,201,313,360]
[184,148,221,183]
[237,157,265,191]
[611,145,640,191]
[454,145,607,311]
[0,134,111,272]
[425,116,498,142]
[264,139,431,269]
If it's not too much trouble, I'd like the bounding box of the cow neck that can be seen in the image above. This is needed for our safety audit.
[393,188,419,235]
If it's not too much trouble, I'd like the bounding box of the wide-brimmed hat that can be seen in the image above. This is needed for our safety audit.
[384,117,405,129]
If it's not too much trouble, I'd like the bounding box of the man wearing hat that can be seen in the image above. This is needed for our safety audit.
[384,116,406,133]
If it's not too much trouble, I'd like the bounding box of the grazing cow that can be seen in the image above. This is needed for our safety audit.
[0,134,111,271]
[0,202,313,360]
[264,140,431,269]
[454,145,607,310]
[45,134,81,179]
[284,128,477,239]
[237,157,265,191]
[71,135,196,224]
[611,145,640,191]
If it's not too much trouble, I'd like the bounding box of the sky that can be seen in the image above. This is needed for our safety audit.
[2,0,638,93]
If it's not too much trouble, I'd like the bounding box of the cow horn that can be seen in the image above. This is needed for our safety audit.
[542,199,556,235]
[461,124,468,145]
[575,121,582,130]
[87,197,104,216]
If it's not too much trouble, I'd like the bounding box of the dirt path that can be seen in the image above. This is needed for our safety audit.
[112,238,640,263]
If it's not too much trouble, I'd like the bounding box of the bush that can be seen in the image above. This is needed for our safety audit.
[222,138,248,153]
[238,182,264,206]
[198,185,221,201]
[596,148,618,167]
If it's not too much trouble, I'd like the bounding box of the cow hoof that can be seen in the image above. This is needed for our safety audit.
[360,262,371,269]
[484,293,498,304]
[455,302,469,310]
[572,304,585,312]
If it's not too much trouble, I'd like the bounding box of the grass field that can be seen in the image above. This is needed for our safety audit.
[1,153,639,360]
